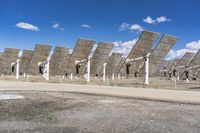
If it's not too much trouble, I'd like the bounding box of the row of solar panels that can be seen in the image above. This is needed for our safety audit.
[0,30,183,78]
[159,49,200,79]
[0,40,114,76]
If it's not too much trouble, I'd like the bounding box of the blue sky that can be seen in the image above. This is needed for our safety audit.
[0,0,200,59]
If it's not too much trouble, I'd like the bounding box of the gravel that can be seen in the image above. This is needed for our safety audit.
[0,91,200,133]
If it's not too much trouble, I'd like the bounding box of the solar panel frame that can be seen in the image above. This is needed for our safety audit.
[167,59,180,72]
[19,50,33,74]
[116,30,160,76]
[105,53,123,76]
[27,44,52,75]
[148,35,178,76]
[0,48,20,75]
[49,46,69,76]
[90,42,114,76]
[65,38,95,75]
[114,57,126,75]
[0,52,2,65]
[181,50,200,78]
[175,52,195,78]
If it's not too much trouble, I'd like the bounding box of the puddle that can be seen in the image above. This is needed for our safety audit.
[0,94,24,100]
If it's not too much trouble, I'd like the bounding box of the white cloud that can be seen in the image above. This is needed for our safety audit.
[130,24,143,31]
[52,22,64,31]
[81,24,91,29]
[186,40,200,51]
[156,16,171,23]
[112,38,138,57]
[165,49,187,60]
[69,49,73,54]
[165,40,200,60]
[16,22,39,31]
[52,23,59,28]
[118,23,143,32]
[143,16,155,24]
[119,23,130,31]
[143,16,171,24]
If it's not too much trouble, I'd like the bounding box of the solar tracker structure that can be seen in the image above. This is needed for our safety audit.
[49,46,69,76]
[90,42,114,76]
[27,44,52,75]
[19,50,33,74]
[181,50,200,78]
[0,48,20,75]
[114,57,126,75]
[65,38,95,75]
[105,53,123,76]
[148,35,178,76]
[118,30,160,77]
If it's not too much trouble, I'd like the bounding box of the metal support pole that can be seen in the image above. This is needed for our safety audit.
[70,73,73,80]
[144,57,149,85]
[46,58,50,81]
[118,74,120,79]
[103,63,107,81]
[16,59,20,79]
[174,77,177,88]
[186,78,189,83]
[177,76,180,81]
[87,57,91,82]
[112,73,115,80]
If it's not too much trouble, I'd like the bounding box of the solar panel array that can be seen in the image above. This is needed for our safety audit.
[90,42,114,76]
[0,30,184,79]
[57,54,71,76]
[180,50,200,78]
[50,46,69,76]
[167,59,180,72]
[174,52,194,78]
[118,31,160,76]
[105,53,123,76]
[176,52,195,68]
[148,35,178,76]
[0,52,2,64]
[114,57,126,75]
[27,44,52,75]
[0,48,20,75]
[155,60,171,77]
[19,50,33,74]
[65,39,95,75]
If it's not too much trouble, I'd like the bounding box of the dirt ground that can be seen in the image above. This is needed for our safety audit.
[0,91,200,133]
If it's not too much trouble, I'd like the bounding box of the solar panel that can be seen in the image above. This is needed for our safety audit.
[175,52,194,78]
[186,50,200,68]
[0,48,20,75]
[27,44,52,75]
[49,46,69,76]
[155,60,171,77]
[118,30,160,76]
[19,50,33,74]
[56,53,71,76]
[65,38,95,75]
[105,53,123,76]
[167,59,180,72]
[160,60,171,70]
[148,35,178,76]
[90,42,114,76]
[176,52,195,68]
[181,50,200,78]
[0,52,2,64]
[114,57,126,75]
